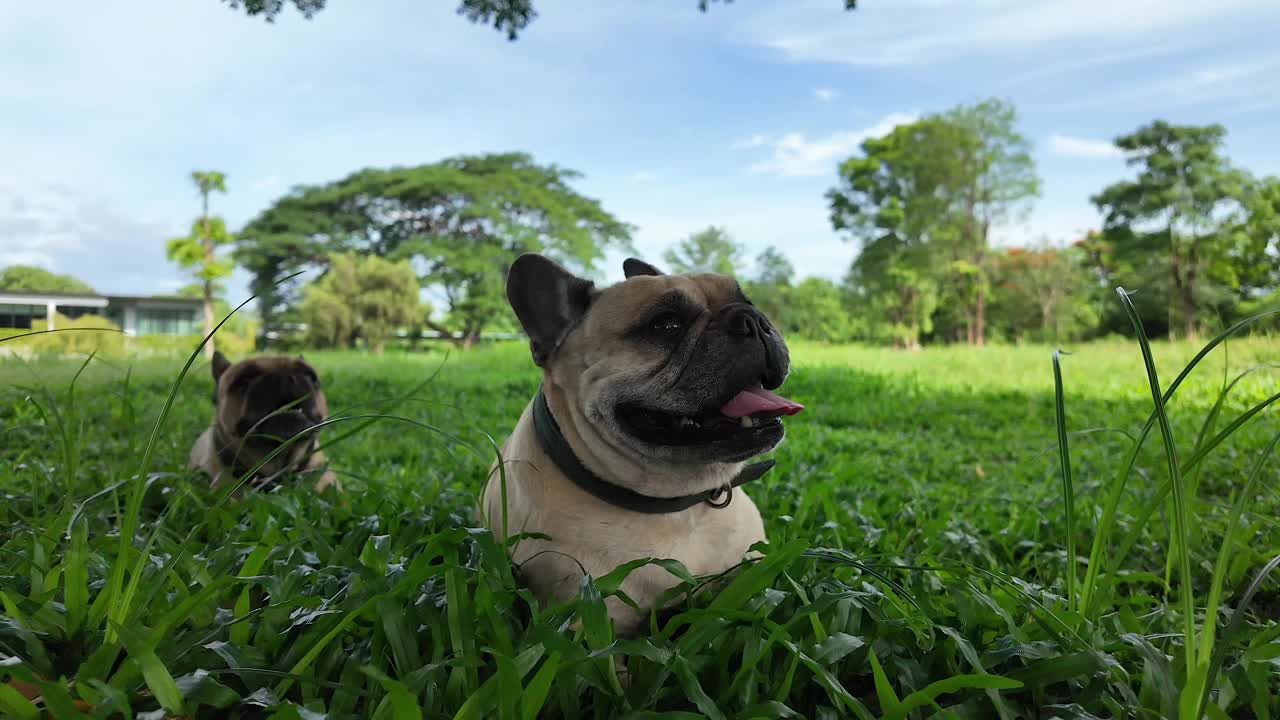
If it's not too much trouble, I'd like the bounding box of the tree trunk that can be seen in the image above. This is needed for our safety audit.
[1183,240,1200,341]
[373,341,385,355]
[462,332,480,350]
[1181,272,1198,341]
[200,192,216,357]
[974,282,986,347]
[1168,223,1181,340]
[202,280,215,352]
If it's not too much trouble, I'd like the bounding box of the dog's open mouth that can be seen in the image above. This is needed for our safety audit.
[618,386,804,446]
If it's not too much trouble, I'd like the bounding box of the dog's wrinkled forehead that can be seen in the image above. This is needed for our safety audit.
[584,273,747,336]
[215,356,321,410]
[223,358,313,391]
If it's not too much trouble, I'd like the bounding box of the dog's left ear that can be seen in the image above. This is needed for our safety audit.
[212,351,231,382]
[623,257,664,278]
[507,253,596,367]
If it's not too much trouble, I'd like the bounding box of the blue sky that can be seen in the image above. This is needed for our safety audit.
[2,0,1278,306]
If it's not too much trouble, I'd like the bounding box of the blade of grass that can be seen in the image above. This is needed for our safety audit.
[1116,287,1197,676]
[1052,349,1077,614]
[1079,308,1280,618]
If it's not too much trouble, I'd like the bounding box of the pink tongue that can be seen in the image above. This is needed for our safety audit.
[720,387,805,419]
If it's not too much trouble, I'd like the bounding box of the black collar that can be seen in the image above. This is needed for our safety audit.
[531,386,775,514]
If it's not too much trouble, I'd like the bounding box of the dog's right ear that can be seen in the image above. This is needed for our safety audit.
[506,253,596,367]
[212,350,231,382]
[623,257,664,278]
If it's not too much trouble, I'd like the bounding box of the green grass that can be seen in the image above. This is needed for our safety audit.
[1,327,1278,718]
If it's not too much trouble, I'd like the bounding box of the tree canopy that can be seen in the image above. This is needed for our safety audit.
[662,226,743,276]
[220,0,857,39]
[0,265,95,294]
[168,170,236,356]
[1090,121,1255,339]
[828,98,1040,347]
[301,253,421,353]
[236,152,633,347]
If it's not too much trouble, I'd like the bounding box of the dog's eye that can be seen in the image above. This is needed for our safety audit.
[650,313,683,333]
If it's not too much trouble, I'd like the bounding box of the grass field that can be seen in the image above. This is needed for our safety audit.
[1,331,1278,718]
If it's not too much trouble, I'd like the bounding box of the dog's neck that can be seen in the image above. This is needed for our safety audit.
[533,385,774,513]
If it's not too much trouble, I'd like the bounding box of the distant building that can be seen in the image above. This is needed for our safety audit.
[0,289,203,336]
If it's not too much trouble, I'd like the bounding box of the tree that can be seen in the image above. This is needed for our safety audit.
[167,171,235,357]
[742,246,795,327]
[0,265,95,294]
[753,246,795,287]
[987,243,1099,343]
[300,253,421,353]
[828,117,957,349]
[828,99,1039,347]
[237,152,633,348]
[1091,121,1251,340]
[1228,176,1280,301]
[779,277,854,343]
[937,98,1040,346]
[662,226,743,276]
[221,0,857,40]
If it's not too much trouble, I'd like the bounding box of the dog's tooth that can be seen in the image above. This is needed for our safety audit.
[740,416,752,428]
[679,416,696,428]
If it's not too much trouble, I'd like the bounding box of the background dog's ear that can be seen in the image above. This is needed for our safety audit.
[623,257,664,278]
[212,351,231,382]
[507,253,596,367]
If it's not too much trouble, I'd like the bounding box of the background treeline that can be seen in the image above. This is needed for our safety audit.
[5,97,1277,353]
[228,97,1277,350]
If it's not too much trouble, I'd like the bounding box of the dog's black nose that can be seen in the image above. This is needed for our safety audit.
[723,304,770,339]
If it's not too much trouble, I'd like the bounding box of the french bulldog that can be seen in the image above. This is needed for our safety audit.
[189,351,340,494]
[483,254,803,635]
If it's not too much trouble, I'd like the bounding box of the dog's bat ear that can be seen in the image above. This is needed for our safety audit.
[507,253,596,367]
[623,257,664,278]
[212,350,231,381]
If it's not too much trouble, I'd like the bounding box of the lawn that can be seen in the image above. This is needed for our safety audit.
[0,333,1277,718]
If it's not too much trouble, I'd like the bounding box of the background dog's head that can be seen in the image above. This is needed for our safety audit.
[211,351,329,471]
[507,253,802,473]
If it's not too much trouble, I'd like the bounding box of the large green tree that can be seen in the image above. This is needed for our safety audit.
[828,99,1038,347]
[662,226,743,276]
[828,117,959,348]
[301,253,421,354]
[742,246,795,327]
[0,266,95,294]
[167,171,235,357]
[935,98,1040,346]
[236,152,633,348]
[1090,121,1253,340]
[221,0,857,39]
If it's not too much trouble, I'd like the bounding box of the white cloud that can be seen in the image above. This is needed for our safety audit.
[0,250,55,269]
[1033,60,1276,113]
[0,179,183,294]
[745,112,919,178]
[1048,134,1123,159]
[813,87,838,103]
[733,0,1277,67]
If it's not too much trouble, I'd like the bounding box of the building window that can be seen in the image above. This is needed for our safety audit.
[136,308,200,335]
[60,305,101,320]
[0,304,41,330]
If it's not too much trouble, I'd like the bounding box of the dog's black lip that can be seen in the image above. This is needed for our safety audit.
[614,401,786,450]
[621,380,781,420]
